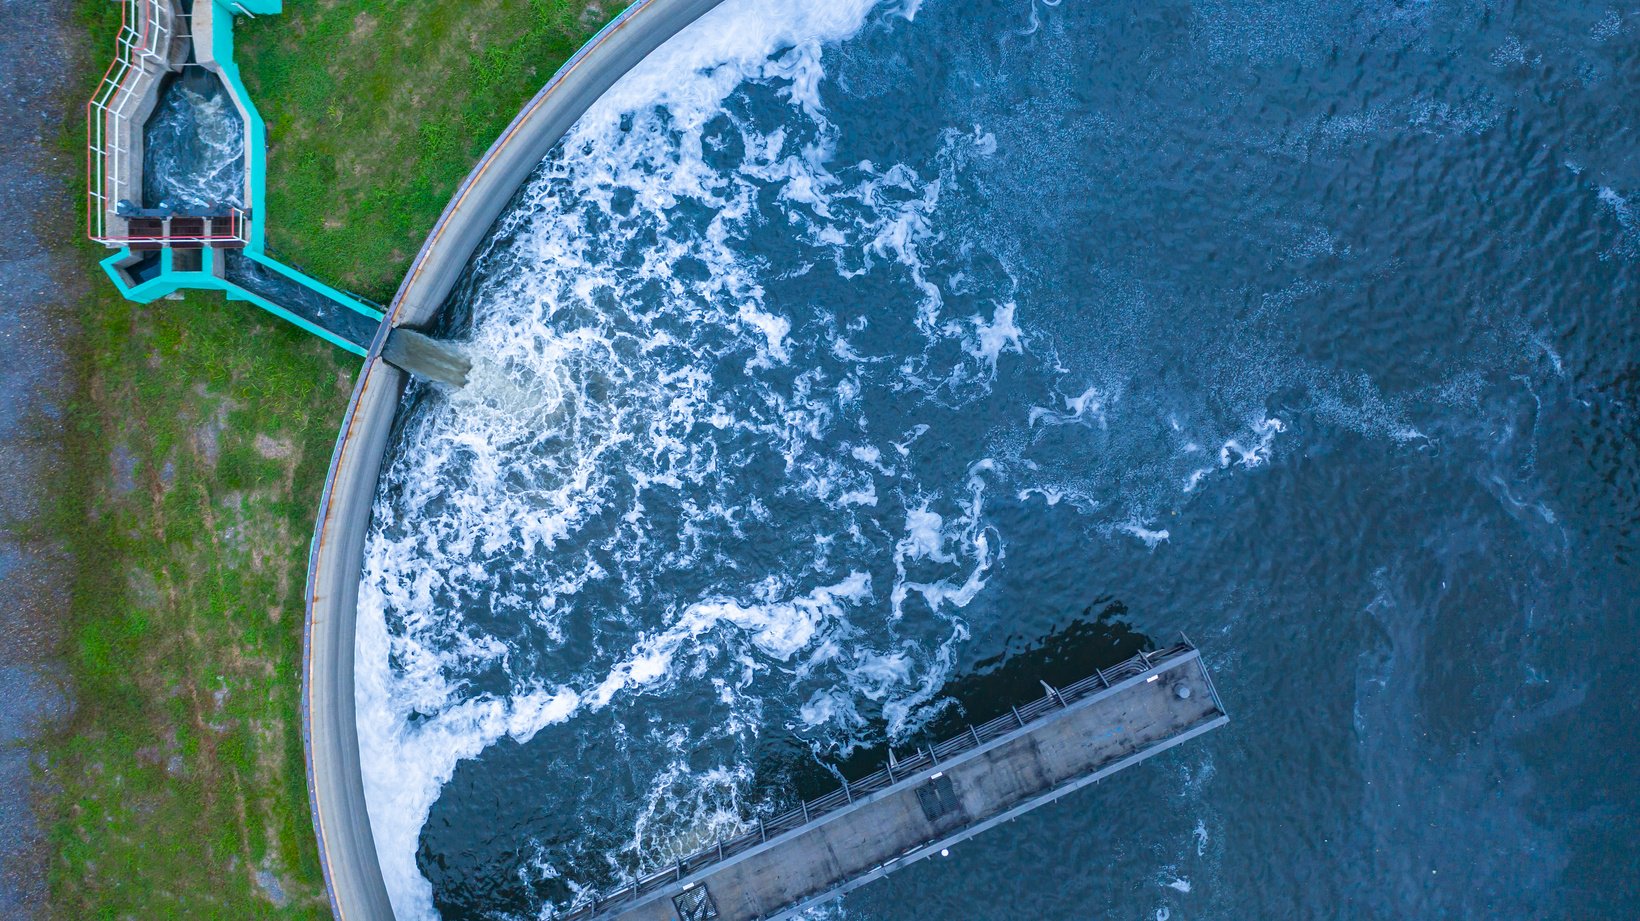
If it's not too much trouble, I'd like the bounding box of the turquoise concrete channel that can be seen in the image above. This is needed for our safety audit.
[97,0,383,357]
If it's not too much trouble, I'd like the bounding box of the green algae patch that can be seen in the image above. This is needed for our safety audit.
[239,0,617,303]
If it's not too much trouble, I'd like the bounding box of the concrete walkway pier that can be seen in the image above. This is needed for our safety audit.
[568,640,1227,921]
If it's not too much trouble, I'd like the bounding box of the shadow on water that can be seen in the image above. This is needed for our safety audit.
[418,601,1156,917]
[775,599,1152,803]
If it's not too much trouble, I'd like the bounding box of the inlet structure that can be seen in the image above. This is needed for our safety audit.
[88,2,1232,920]
[86,0,388,355]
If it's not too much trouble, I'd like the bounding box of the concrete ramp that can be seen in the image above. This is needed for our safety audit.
[566,641,1227,921]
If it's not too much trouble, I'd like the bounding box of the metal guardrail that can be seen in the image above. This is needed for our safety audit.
[559,640,1201,920]
[87,0,170,242]
[86,0,252,248]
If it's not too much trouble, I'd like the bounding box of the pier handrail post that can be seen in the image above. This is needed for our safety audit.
[550,639,1226,921]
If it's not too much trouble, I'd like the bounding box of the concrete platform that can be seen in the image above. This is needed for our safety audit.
[569,642,1227,921]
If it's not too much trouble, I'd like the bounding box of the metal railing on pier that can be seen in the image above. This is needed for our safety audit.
[559,640,1202,920]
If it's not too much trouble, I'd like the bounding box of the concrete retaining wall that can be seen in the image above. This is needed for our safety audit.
[302,1,729,918]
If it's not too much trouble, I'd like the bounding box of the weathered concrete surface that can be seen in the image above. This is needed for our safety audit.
[592,652,1227,921]
[304,2,731,919]
[304,346,402,921]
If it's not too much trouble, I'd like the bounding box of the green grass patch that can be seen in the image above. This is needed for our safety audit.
[45,281,350,919]
[239,0,618,301]
[45,1,614,915]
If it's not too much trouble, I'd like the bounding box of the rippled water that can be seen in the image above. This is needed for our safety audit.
[141,67,245,210]
[358,1,1640,918]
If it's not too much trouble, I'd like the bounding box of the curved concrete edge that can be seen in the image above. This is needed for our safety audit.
[303,2,730,919]
[390,0,731,328]
[304,325,402,921]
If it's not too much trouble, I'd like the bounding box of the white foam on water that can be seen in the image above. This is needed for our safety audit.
[356,2,1002,915]
[359,560,906,916]
[967,300,1025,373]
[592,572,875,706]
[738,303,794,366]
[1218,417,1286,469]
[626,758,756,863]
[1597,185,1640,259]
[584,0,916,134]
[355,0,1369,913]
[145,75,246,209]
[1119,519,1171,549]
[356,576,585,916]
[1029,384,1111,428]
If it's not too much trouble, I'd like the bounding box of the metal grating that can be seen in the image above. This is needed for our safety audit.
[672,884,719,921]
[915,774,961,822]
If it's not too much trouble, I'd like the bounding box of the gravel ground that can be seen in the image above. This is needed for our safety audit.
[0,0,87,915]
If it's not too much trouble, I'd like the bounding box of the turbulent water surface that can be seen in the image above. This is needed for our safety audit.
[359,1,1640,918]
[141,66,245,210]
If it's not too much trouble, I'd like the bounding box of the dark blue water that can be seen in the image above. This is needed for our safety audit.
[359,1,1640,918]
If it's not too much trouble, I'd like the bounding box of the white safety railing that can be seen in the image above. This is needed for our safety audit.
[86,0,251,247]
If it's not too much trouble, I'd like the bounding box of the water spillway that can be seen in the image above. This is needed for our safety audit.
[352,1,1640,920]
[222,251,379,349]
[223,251,467,384]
